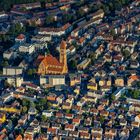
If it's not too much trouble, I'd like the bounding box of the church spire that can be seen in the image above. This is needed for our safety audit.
[59,40,68,73]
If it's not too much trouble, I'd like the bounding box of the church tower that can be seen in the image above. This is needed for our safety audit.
[60,40,68,74]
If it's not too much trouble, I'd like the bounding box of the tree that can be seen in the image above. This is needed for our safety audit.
[1,60,9,67]
[27,69,33,76]
[110,29,116,37]
[32,68,36,75]
[111,94,115,101]
[132,90,140,99]
[22,106,28,113]
[102,5,110,15]
[122,50,130,59]
[45,15,54,25]
[63,14,73,23]
[22,99,30,107]
[41,115,47,122]
[69,60,77,70]
[99,116,105,124]
[4,81,11,88]
[65,109,70,114]
[89,52,96,64]
[8,23,26,36]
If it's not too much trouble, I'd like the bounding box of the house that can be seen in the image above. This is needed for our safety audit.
[72,118,81,126]
[47,128,58,135]
[119,119,127,126]
[87,82,98,91]
[129,104,140,112]
[78,127,89,133]
[67,45,76,56]
[115,77,124,87]
[18,60,28,70]
[42,110,53,117]
[15,34,26,43]
[55,112,64,118]
[28,107,37,115]
[104,133,114,140]
[94,70,106,77]
[19,43,35,54]
[130,61,139,68]
[3,49,17,60]
[24,133,33,140]
[91,128,103,135]
[127,75,140,86]
[3,66,23,76]
[25,83,40,91]
[77,58,91,70]
[87,90,105,99]
[0,11,8,21]
[58,130,68,137]
[65,124,75,131]
[47,93,57,101]
[62,102,72,110]
[69,73,81,86]
[74,86,80,95]
[13,2,41,10]
[131,121,139,128]
[89,9,104,20]
[79,132,90,139]
[131,52,138,60]
[84,96,97,103]
[105,128,117,137]
[100,110,109,118]
[69,131,79,138]
[84,117,92,126]
[99,77,112,87]
[38,23,72,36]
[16,135,23,140]
[31,34,51,42]
[1,75,23,87]
[56,94,65,104]
[90,108,98,115]
[119,128,130,140]
[65,113,74,119]
[92,133,102,140]
[0,113,6,124]
[113,54,124,62]
[77,99,86,107]
[135,114,140,123]
[52,123,61,130]
[18,115,28,126]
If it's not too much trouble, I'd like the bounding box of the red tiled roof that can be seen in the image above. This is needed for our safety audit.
[16,135,22,140]
[16,34,25,40]
[129,75,140,80]
[44,54,63,66]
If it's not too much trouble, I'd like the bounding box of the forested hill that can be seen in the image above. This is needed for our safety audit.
[0,0,56,11]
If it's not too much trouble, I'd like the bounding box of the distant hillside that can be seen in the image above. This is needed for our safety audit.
[0,0,56,11]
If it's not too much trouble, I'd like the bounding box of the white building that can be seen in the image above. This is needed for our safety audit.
[40,75,65,87]
[3,67,23,76]
[42,110,53,117]
[19,43,35,54]
[3,49,17,60]
[31,34,51,42]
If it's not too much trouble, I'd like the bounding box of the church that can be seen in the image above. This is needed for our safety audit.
[37,40,68,75]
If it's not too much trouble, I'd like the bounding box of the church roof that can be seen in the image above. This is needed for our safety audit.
[44,54,63,66]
